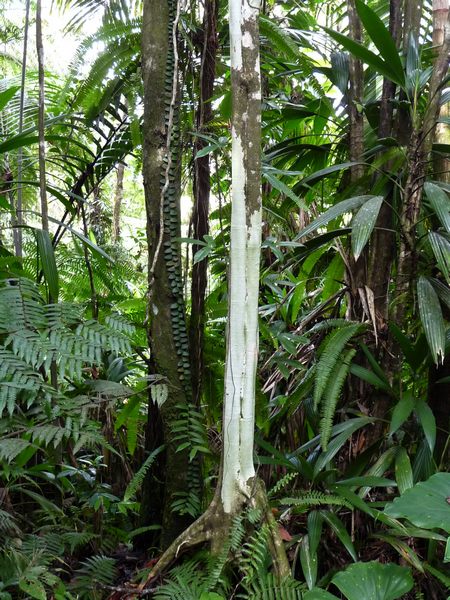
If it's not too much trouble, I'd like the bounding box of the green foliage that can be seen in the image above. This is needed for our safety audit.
[332,561,414,600]
[71,555,117,598]
[384,473,450,532]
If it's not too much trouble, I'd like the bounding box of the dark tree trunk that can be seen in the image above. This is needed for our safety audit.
[141,0,197,548]
[189,0,218,406]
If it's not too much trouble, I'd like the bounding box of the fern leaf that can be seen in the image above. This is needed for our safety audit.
[124,445,164,502]
[281,491,352,511]
[313,323,361,409]
[320,348,356,450]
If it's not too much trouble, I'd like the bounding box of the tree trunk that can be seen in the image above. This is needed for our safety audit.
[112,162,124,243]
[141,0,197,548]
[189,0,218,406]
[14,0,31,258]
[36,0,48,233]
[394,10,450,327]
[135,0,290,585]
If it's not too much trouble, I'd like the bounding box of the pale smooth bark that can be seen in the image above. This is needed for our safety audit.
[221,0,262,514]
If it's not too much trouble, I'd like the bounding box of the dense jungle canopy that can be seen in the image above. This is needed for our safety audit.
[0,0,449,598]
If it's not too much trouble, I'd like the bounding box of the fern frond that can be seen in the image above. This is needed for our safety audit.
[240,525,270,584]
[269,472,297,497]
[153,559,208,600]
[230,514,246,551]
[260,16,299,61]
[123,445,164,502]
[320,348,356,450]
[281,491,352,511]
[71,555,117,597]
[240,573,304,600]
[313,323,361,409]
[61,531,97,553]
[0,509,22,538]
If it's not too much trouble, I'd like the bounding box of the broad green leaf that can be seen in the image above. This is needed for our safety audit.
[351,195,384,260]
[296,195,373,241]
[424,182,450,233]
[321,511,357,561]
[395,447,413,494]
[45,215,114,263]
[0,86,20,112]
[332,561,413,600]
[307,511,323,556]
[385,473,450,532]
[303,589,339,600]
[375,534,424,572]
[35,229,59,302]
[389,393,415,435]
[415,400,436,453]
[431,277,450,310]
[359,343,390,385]
[264,171,307,210]
[331,485,376,517]
[405,33,420,85]
[417,276,446,364]
[193,246,211,264]
[428,232,450,282]
[355,0,405,86]
[445,537,450,563]
[324,28,405,87]
[313,418,376,475]
[19,578,47,600]
[349,363,391,392]
[330,51,349,94]
[300,534,317,590]
[359,447,398,498]
[296,161,361,190]
[335,476,395,488]
[195,144,217,158]
[388,323,423,371]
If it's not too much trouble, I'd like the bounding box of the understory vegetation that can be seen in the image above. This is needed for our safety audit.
[0,0,449,598]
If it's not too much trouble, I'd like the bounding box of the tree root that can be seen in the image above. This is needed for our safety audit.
[114,477,290,598]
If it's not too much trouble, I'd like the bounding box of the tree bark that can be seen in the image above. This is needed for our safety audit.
[132,0,290,585]
[141,0,196,548]
[36,0,48,233]
[394,10,450,327]
[14,0,30,258]
[112,162,124,243]
[189,0,218,406]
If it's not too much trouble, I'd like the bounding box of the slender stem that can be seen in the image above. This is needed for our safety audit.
[14,0,31,258]
[36,0,48,233]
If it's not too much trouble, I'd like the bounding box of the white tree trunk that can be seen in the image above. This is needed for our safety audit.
[222,0,262,514]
